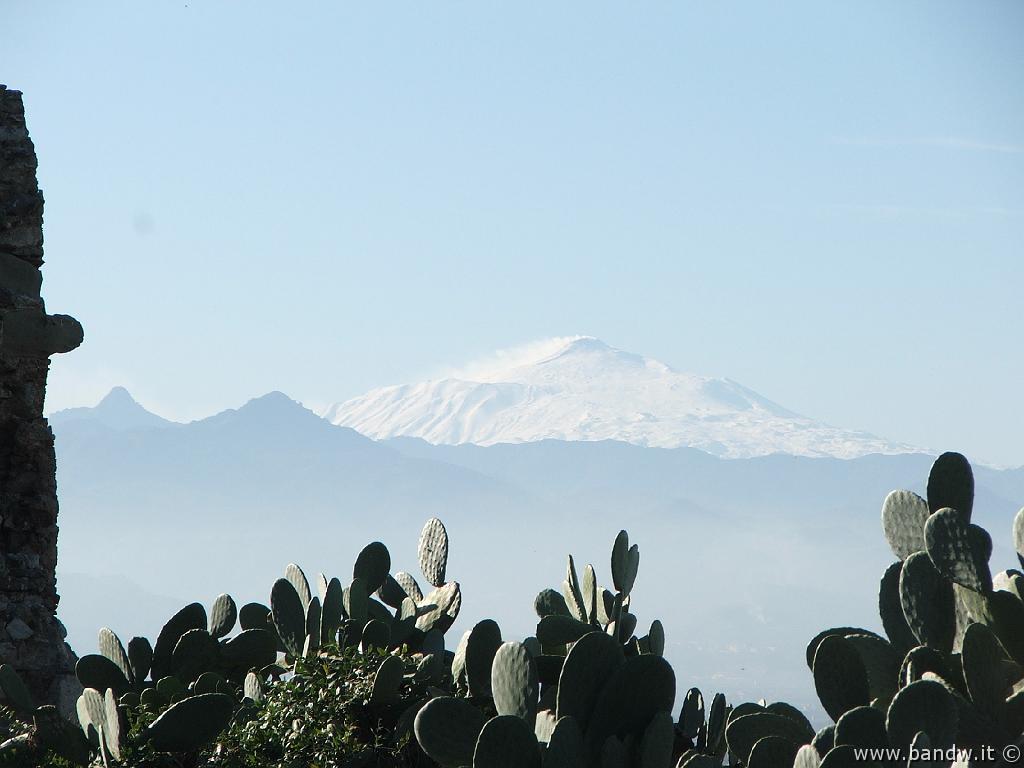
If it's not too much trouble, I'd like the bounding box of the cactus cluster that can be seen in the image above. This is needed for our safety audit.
[718,452,1024,767]
[412,530,734,767]
[269,518,461,667]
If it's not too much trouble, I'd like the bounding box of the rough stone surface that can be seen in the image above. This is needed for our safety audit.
[0,84,83,717]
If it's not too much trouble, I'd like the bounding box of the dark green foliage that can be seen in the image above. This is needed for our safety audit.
[217,646,433,767]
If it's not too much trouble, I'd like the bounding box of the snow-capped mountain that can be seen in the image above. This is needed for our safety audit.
[323,336,917,459]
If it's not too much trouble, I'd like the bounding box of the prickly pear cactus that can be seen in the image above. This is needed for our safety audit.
[791,452,1024,766]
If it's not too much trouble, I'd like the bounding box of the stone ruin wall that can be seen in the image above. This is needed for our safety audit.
[0,84,84,714]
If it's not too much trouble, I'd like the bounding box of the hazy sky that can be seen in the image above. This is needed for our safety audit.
[4,2,1023,465]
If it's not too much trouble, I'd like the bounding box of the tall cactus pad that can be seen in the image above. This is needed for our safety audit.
[926,451,974,520]
[556,631,624,729]
[611,531,639,597]
[582,655,675,761]
[878,563,918,656]
[419,518,450,588]
[151,603,207,681]
[209,594,237,640]
[354,541,392,594]
[97,628,134,685]
[491,642,539,722]
[271,578,306,656]
[285,564,312,611]
[128,637,153,683]
[465,620,503,699]
[898,553,955,653]
[812,635,870,723]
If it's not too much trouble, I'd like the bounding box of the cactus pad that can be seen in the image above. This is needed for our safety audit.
[472,714,541,768]
[725,712,812,764]
[271,578,306,656]
[926,451,974,520]
[209,594,237,640]
[418,518,450,587]
[98,628,134,685]
[145,692,235,753]
[354,541,392,594]
[881,490,930,560]
[76,654,131,697]
[285,563,312,610]
[884,679,957,752]
[414,696,486,767]
[899,552,955,652]
[466,619,503,699]
[151,603,207,681]
[582,654,674,761]
[811,635,870,722]
[491,641,538,722]
[924,507,993,593]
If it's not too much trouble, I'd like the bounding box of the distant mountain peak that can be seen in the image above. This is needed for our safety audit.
[50,387,172,431]
[99,385,136,404]
[323,337,918,459]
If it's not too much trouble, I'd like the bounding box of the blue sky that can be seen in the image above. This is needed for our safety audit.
[4,1,1023,465]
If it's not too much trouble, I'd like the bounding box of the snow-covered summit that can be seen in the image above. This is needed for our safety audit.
[322,337,917,459]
